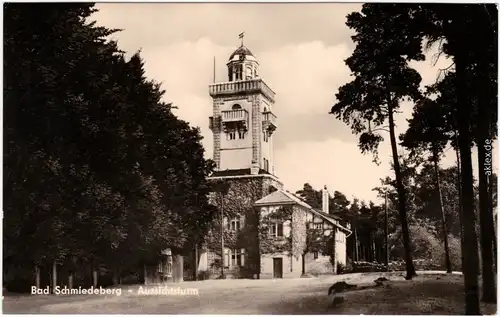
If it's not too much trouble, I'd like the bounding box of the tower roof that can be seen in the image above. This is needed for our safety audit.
[229,45,255,61]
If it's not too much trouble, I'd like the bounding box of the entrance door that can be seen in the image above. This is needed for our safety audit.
[273,258,283,278]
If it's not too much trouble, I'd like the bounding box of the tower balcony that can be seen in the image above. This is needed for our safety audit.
[262,111,277,134]
[222,109,248,122]
[209,78,275,103]
[221,109,249,132]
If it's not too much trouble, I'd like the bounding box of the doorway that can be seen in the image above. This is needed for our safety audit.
[273,258,283,278]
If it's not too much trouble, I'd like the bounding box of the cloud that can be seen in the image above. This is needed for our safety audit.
[93,3,360,51]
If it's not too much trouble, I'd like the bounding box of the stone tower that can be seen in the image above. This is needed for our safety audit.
[202,39,283,278]
[209,42,277,175]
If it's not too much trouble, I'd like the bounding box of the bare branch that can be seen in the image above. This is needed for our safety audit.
[430,38,446,66]
[436,63,456,83]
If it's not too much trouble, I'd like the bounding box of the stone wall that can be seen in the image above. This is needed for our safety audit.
[304,252,335,275]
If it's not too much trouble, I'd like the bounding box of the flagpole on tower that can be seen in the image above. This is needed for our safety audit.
[213,56,216,83]
[239,32,245,46]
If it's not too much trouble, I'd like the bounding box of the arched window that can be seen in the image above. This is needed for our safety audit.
[246,66,253,80]
[232,104,242,110]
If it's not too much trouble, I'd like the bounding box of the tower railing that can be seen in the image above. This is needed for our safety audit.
[222,109,248,122]
[262,111,277,124]
[209,78,275,102]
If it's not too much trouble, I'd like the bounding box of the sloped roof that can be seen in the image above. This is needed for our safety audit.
[254,190,296,206]
[254,189,351,234]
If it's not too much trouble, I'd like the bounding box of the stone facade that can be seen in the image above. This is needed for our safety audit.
[199,174,283,278]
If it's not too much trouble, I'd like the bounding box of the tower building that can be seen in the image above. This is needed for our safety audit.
[198,36,350,279]
[209,41,277,175]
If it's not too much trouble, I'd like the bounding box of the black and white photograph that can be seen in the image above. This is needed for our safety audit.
[3,2,498,314]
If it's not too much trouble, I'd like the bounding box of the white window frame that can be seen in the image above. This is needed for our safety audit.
[229,217,241,232]
[269,222,284,237]
[229,248,245,268]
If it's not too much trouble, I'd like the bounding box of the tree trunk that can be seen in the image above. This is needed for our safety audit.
[194,244,199,281]
[367,231,372,262]
[385,193,390,269]
[475,16,496,302]
[353,227,359,261]
[68,272,74,289]
[432,144,452,273]
[35,265,41,289]
[52,261,57,293]
[144,264,148,285]
[301,253,306,275]
[92,270,98,287]
[455,133,466,272]
[477,136,496,303]
[387,98,416,280]
[455,49,481,314]
[489,174,497,268]
[455,135,465,271]
[113,269,119,286]
[371,230,376,262]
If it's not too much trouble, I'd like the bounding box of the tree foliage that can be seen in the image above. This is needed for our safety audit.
[4,3,215,288]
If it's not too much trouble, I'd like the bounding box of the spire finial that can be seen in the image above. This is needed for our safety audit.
[238,32,245,46]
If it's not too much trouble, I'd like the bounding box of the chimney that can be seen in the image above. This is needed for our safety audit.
[322,185,329,214]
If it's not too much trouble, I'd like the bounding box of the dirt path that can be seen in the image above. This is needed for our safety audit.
[3,271,494,314]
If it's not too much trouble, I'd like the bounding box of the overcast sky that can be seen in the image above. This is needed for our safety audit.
[92,3,496,204]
